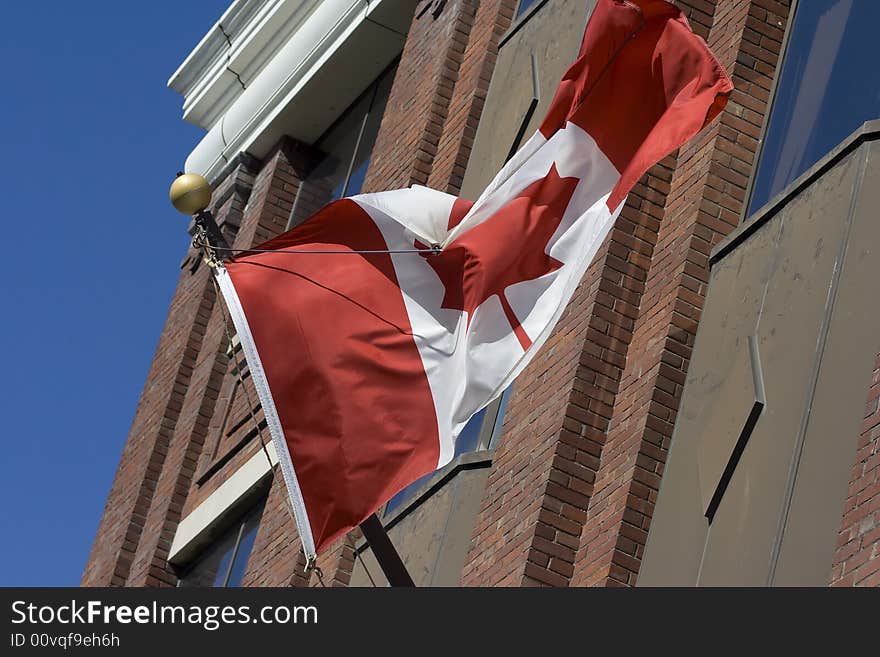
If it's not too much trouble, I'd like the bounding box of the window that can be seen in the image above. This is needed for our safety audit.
[287,64,397,228]
[383,387,513,516]
[515,0,540,18]
[747,0,880,214]
[177,498,265,587]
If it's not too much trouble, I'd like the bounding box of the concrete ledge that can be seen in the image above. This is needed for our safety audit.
[168,442,278,566]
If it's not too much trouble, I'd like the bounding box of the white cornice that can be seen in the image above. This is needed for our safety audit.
[168,0,323,130]
[173,0,416,182]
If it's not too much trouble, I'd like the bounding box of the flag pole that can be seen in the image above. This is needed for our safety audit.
[359,514,415,587]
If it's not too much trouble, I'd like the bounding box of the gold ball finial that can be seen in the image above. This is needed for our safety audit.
[170,172,212,215]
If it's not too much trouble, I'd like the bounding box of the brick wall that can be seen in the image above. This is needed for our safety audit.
[830,353,880,586]
[90,0,880,590]
[569,0,791,587]
[461,160,677,586]
[426,0,516,194]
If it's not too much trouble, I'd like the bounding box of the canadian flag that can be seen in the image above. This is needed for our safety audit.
[215,0,733,558]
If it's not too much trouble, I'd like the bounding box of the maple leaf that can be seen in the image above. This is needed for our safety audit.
[419,163,579,350]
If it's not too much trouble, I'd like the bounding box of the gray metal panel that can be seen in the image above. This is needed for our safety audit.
[633,423,709,585]
[640,137,876,586]
[638,205,781,585]
[426,468,492,584]
[697,150,860,586]
[772,142,880,585]
[459,1,595,200]
[349,464,490,586]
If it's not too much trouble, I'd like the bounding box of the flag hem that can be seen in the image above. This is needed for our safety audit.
[214,265,318,560]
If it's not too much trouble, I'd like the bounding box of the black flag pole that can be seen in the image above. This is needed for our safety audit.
[359,514,415,587]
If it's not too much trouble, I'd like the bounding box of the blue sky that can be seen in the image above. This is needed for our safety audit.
[0,1,230,586]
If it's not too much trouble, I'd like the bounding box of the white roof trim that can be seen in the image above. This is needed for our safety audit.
[168,0,323,130]
[171,0,412,182]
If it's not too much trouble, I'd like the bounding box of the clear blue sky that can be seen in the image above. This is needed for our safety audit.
[0,1,230,586]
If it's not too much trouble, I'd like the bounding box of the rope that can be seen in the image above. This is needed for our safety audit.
[192,224,223,268]
[214,245,442,257]
[312,564,326,587]
[213,274,275,471]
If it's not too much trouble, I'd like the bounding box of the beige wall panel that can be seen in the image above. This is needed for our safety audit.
[697,152,860,585]
[427,468,492,585]
[349,466,490,586]
[639,144,871,586]
[773,143,880,585]
[638,207,782,585]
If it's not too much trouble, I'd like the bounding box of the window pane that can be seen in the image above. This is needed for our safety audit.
[178,498,265,587]
[488,386,513,449]
[748,0,880,214]
[177,525,238,587]
[343,66,396,197]
[383,470,433,516]
[516,0,539,18]
[454,408,487,456]
[288,65,397,227]
[225,504,263,587]
[288,92,371,227]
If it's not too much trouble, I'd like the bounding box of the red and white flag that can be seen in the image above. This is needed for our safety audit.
[215,0,733,558]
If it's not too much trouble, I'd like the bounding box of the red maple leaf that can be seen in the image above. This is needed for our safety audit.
[418,163,579,351]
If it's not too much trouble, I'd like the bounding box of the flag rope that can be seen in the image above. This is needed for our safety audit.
[213,245,443,257]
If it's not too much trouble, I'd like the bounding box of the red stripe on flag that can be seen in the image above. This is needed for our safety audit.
[226,200,441,552]
[540,0,732,210]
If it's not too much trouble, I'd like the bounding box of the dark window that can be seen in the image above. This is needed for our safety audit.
[287,64,397,228]
[748,0,880,214]
[383,387,513,516]
[516,0,539,18]
[177,498,265,587]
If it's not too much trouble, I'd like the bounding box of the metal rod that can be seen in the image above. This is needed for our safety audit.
[215,246,441,256]
[359,514,415,587]
[193,209,231,252]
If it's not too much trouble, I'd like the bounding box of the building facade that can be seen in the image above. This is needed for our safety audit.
[83,0,880,587]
